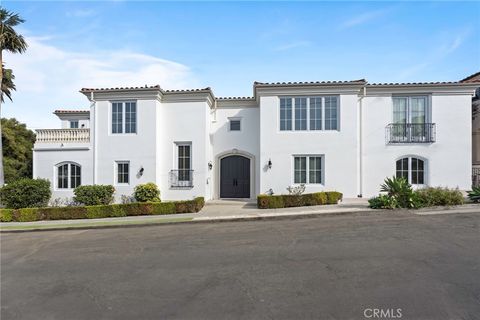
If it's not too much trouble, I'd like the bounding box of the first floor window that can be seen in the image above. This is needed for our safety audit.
[294,156,323,184]
[117,161,130,184]
[57,163,81,189]
[396,157,425,185]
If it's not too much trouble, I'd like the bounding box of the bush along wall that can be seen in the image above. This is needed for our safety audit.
[257,191,342,209]
[0,197,205,222]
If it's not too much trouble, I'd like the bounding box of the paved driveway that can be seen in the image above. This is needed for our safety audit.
[1,211,479,320]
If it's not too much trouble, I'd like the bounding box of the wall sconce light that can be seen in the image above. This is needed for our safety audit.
[267,159,272,169]
[208,161,213,170]
[138,166,144,177]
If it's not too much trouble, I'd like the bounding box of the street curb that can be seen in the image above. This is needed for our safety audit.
[0,209,372,233]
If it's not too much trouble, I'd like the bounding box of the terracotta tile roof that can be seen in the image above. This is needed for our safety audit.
[366,81,463,86]
[163,87,212,93]
[216,96,255,100]
[80,85,161,92]
[53,109,89,114]
[460,71,480,83]
[254,79,366,86]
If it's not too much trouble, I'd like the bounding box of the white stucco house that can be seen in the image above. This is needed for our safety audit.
[32,79,478,202]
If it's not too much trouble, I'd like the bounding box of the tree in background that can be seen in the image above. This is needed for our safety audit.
[1,118,35,183]
[0,8,28,186]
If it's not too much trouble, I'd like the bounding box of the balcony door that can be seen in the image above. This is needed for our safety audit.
[392,96,428,142]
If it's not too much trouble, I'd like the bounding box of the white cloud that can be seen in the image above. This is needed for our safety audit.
[398,29,471,80]
[2,36,199,129]
[274,41,312,51]
[340,9,390,30]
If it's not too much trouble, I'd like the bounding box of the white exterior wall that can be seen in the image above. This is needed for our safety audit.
[211,105,260,198]
[32,82,475,204]
[94,98,158,201]
[60,119,90,129]
[259,94,359,197]
[33,147,93,201]
[158,101,210,201]
[362,93,472,197]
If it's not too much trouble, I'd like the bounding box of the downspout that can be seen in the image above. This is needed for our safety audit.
[90,92,96,185]
[358,85,366,197]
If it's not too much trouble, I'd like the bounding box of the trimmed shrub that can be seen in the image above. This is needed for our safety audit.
[257,194,285,209]
[73,185,115,206]
[325,191,343,205]
[257,192,338,209]
[0,209,14,222]
[283,195,304,207]
[415,187,464,207]
[134,183,160,202]
[152,202,177,215]
[0,178,51,209]
[174,197,205,213]
[38,206,87,220]
[0,198,205,222]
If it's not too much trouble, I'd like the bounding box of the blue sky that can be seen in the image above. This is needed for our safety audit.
[2,1,480,128]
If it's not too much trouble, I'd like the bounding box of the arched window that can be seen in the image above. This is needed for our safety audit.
[396,157,425,185]
[57,163,81,189]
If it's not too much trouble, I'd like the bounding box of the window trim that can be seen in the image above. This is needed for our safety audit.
[110,101,138,135]
[228,117,242,132]
[115,161,130,185]
[292,155,325,185]
[279,96,340,132]
[395,156,427,186]
[55,162,82,190]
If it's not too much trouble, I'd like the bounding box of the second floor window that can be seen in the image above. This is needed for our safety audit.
[70,120,79,129]
[112,101,137,134]
[280,96,339,131]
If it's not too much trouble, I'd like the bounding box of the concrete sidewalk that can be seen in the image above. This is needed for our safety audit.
[1,198,478,232]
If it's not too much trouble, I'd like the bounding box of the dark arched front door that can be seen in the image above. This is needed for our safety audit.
[220,156,250,198]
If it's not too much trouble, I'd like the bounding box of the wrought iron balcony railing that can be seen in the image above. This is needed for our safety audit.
[386,123,436,144]
[169,170,194,188]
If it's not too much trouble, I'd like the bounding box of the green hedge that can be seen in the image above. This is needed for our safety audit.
[257,192,342,209]
[0,197,204,222]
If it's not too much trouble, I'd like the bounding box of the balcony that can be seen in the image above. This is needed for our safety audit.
[386,123,436,144]
[169,170,194,188]
[35,129,90,143]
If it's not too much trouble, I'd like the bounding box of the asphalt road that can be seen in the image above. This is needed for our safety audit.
[1,212,479,320]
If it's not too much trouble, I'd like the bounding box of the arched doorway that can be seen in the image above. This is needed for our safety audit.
[220,155,250,198]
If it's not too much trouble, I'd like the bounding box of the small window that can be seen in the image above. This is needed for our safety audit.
[396,157,425,185]
[112,102,136,134]
[70,120,79,129]
[116,161,130,184]
[294,156,323,184]
[57,163,81,189]
[229,119,241,131]
[177,144,191,181]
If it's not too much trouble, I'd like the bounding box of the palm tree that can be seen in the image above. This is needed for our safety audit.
[0,8,27,186]
[2,65,15,102]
